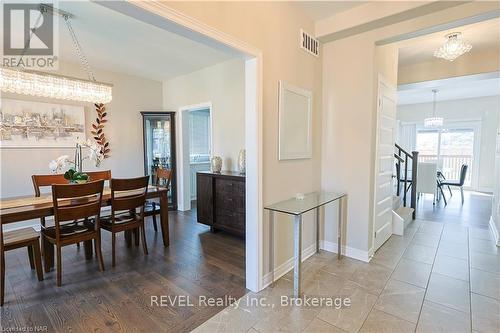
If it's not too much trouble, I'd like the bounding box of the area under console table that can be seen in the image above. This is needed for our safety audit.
[265,191,347,297]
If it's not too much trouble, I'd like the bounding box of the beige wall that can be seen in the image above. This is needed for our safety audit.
[151,1,323,273]
[321,2,499,256]
[163,58,246,170]
[399,48,500,84]
[321,35,399,257]
[0,61,164,199]
[398,95,500,191]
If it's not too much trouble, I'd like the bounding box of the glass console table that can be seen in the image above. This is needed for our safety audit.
[264,191,347,297]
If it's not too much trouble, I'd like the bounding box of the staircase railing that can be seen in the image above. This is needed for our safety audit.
[395,143,419,219]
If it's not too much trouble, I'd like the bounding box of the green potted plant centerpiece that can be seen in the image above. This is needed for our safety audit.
[64,168,90,184]
[49,139,104,183]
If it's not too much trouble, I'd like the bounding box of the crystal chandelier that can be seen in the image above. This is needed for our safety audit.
[1,67,112,103]
[434,32,472,61]
[424,89,443,128]
[0,5,112,103]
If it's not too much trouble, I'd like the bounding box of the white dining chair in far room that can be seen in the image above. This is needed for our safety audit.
[417,162,438,205]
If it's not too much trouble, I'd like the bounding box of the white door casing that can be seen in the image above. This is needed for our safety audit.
[177,102,213,211]
[373,75,397,252]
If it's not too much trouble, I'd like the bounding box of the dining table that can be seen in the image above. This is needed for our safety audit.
[0,185,170,247]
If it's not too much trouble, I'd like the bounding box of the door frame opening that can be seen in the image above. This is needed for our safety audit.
[177,102,213,211]
[98,1,264,292]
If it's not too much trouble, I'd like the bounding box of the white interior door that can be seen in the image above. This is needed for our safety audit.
[373,76,397,252]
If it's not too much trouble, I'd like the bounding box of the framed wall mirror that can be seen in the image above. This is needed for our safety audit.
[278,80,312,160]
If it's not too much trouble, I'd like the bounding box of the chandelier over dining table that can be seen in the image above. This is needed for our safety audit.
[0,4,112,104]
[424,89,444,128]
[0,67,112,103]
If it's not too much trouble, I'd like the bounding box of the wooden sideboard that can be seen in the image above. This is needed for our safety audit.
[196,171,245,237]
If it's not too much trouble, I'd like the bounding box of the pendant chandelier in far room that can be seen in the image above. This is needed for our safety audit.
[0,5,112,104]
[424,89,444,128]
[434,32,472,61]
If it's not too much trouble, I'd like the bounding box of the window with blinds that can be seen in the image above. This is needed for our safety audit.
[189,109,211,162]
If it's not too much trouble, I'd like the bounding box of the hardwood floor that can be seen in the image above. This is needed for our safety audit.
[416,190,492,228]
[1,208,246,333]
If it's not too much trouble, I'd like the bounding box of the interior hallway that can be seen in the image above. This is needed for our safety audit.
[415,190,493,229]
[194,192,499,332]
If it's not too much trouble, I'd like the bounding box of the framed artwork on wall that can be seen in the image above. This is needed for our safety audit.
[278,80,312,160]
[0,98,85,148]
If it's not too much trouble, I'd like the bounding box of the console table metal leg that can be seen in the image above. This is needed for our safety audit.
[337,197,342,259]
[293,214,303,297]
[270,210,275,287]
[316,207,320,254]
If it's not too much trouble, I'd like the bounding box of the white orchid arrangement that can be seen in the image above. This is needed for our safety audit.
[49,138,104,174]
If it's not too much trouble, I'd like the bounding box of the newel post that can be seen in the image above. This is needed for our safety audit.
[411,151,419,219]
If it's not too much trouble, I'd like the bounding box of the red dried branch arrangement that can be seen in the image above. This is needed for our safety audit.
[90,103,110,158]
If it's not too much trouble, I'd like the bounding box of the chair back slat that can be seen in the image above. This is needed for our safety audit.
[52,180,105,198]
[459,164,468,186]
[111,176,150,192]
[56,201,102,222]
[112,195,147,212]
[86,170,112,182]
[51,180,104,239]
[32,174,67,197]
[110,177,149,221]
[155,168,173,187]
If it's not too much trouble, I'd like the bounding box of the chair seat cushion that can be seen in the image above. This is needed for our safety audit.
[100,213,141,227]
[440,181,460,186]
[42,221,94,239]
[4,227,39,247]
[144,201,158,214]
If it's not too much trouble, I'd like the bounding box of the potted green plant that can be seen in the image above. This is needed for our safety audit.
[64,168,89,184]
[49,139,104,176]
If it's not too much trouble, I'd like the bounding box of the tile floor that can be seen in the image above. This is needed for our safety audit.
[193,219,500,333]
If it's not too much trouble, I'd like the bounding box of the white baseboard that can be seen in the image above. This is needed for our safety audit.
[477,187,494,194]
[368,246,375,259]
[262,243,317,289]
[321,240,371,262]
[489,216,500,246]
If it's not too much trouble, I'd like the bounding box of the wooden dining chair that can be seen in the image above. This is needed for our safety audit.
[100,176,149,267]
[43,180,105,286]
[33,171,112,249]
[86,170,112,183]
[32,170,112,195]
[32,174,72,255]
[86,170,112,218]
[1,225,43,306]
[144,168,173,232]
[32,174,68,228]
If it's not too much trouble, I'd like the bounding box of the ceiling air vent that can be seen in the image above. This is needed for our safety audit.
[300,29,320,57]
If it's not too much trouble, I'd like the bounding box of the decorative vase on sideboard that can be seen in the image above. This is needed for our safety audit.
[238,149,246,175]
[211,156,222,173]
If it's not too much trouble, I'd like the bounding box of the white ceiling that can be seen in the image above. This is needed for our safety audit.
[398,18,500,66]
[398,73,500,105]
[52,1,237,81]
[294,1,366,21]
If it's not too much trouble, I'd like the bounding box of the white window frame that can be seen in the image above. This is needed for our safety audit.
[415,119,482,190]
